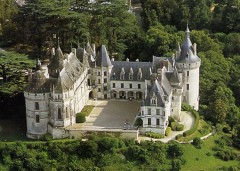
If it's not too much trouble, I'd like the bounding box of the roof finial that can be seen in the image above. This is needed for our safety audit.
[186,20,190,37]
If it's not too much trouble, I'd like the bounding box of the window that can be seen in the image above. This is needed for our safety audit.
[104,71,107,76]
[121,83,124,88]
[138,75,142,80]
[129,83,132,89]
[156,109,160,115]
[129,74,133,80]
[113,83,115,88]
[120,74,124,80]
[148,108,151,115]
[142,110,144,115]
[58,108,62,119]
[148,118,151,125]
[172,96,174,101]
[98,79,100,84]
[187,71,189,76]
[151,99,156,105]
[35,102,39,110]
[104,86,107,91]
[98,72,100,76]
[187,84,189,90]
[66,107,69,118]
[156,119,160,126]
[36,115,40,123]
[98,88,101,92]
[104,78,107,83]
[138,84,141,89]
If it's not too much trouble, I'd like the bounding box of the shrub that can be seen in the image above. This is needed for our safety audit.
[175,134,183,140]
[168,116,175,125]
[176,124,184,131]
[183,110,199,137]
[171,122,176,131]
[76,113,86,123]
[216,150,237,161]
[222,127,230,133]
[145,132,164,139]
[192,137,202,149]
[41,133,53,141]
[165,127,171,136]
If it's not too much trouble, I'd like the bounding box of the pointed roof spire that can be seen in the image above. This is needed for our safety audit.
[186,21,190,38]
[36,58,41,71]
[96,45,112,67]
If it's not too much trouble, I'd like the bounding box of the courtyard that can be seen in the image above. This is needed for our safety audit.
[84,99,140,128]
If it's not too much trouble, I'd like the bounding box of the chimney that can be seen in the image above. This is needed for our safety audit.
[71,48,76,56]
[111,57,115,61]
[126,58,129,62]
[136,59,139,62]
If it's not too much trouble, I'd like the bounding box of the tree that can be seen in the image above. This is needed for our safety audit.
[192,137,202,149]
[167,144,183,159]
[209,99,228,124]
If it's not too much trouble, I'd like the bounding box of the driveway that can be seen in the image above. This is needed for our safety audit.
[84,99,140,128]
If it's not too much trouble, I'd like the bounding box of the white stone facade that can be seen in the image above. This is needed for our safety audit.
[24,28,200,139]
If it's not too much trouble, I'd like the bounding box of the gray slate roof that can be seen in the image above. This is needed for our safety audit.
[25,70,50,93]
[176,27,200,63]
[111,61,152,81]
[96,45,112,67]
[144,80,166,107]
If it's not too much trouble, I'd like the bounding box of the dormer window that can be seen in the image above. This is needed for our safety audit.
[129,67,133,80]
[138,68,142,80]
[129,74,133,80]
[151,99,156,105]
[120,67,125,80]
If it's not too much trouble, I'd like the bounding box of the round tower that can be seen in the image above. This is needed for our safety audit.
[24,60,50,139]
[175,26,201,110]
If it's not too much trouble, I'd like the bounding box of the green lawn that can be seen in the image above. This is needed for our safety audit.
[81,105,94,116]
[181,135,240,171]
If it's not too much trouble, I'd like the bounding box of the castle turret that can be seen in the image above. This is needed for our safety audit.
[24,60,50,139]
[175,26,201,110]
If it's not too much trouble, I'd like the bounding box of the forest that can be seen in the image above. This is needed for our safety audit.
[0,0,240,170]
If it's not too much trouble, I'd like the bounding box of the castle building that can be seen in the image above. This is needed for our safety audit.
[24,27,200,139]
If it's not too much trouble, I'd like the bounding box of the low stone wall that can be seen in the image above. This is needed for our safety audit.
[68,128,139,139]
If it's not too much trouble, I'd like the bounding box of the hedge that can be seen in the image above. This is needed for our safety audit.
[176,124,184,131]
[183,110,200,137]
[76,113,86,123]
[165,127,172,136]
[145,132,164,139]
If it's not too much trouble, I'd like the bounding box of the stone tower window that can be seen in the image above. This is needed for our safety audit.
[187,84,189,90]
[187,71,189,76]
[36,115,40,123]
[58,108,62,119]
[35,102,39,110]
[66,107,69,118]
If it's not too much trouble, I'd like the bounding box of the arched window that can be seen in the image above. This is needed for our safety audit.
[58,108,62,119]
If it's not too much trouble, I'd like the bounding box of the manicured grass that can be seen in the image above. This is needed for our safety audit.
[181,135,240,171]
[81,105,94,116]
[179,119,212,142]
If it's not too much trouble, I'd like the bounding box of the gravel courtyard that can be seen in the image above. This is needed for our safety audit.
[84,99,140,128]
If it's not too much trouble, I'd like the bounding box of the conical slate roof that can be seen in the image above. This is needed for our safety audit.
[96,45,112,67]
[48,46,64,72]
[176,26,200,63]
[25,70,49,93]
